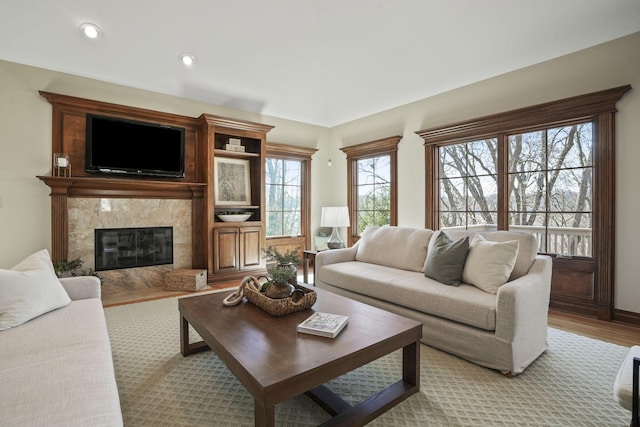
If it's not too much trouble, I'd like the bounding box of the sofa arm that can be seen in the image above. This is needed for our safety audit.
[494,255,552,343]
[315,245,358,273]
[59,276,102,300]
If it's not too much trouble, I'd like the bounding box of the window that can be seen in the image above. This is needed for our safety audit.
[342,136,400,244]
[417,85,630,320]
[508,123,593,257]
[265,143,316,249]
[355,155,391,234]
[438,138,498,230]
[265,158,302,237]
[435,122,594,257]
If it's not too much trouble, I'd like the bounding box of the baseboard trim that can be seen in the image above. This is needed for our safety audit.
[613,308,640,327]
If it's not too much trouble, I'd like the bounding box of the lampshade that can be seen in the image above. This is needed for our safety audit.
[321,207,350,228]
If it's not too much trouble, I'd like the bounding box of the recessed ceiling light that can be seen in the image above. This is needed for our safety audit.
[80,22,101,39]
[179,53,196,67]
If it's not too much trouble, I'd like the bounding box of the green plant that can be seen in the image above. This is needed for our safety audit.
[266,264,296,285]
[53,258,100,279]
[261,246,301,287]
[261,245,301,265]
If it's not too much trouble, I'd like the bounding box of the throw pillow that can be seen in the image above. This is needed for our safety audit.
[462,235,519,294]
[0,249,71,331]
[424,231,470,286]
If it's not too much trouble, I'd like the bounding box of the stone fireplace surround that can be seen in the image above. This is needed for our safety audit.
[68,198,192,298]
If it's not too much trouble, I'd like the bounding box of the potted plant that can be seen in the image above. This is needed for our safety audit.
[261,246,301,298]
[52,257,100,279]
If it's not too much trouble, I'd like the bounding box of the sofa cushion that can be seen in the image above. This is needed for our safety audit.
[355,226,433,272]
[319,261,498,331]
[0,298,123,426]
[462,235,519,294]
[441,230,537,280]
[0,249,71,331]
[424,231,469,286]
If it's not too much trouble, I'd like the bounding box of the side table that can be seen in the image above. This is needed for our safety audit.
[303,249,320,285]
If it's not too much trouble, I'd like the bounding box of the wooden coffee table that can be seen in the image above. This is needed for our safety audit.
[179,286,422,427]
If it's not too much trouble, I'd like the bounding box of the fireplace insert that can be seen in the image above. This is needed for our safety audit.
[95,227,173,271]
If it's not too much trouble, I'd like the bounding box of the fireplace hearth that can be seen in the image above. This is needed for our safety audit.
[95,227,173,271]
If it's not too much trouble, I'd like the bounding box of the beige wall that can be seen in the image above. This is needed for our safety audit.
[1,32,638,312]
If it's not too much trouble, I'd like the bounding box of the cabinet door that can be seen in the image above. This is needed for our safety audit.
[213,227,239,273]
[240,226,263,270]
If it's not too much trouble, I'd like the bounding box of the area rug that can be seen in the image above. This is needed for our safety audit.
[104,293,631,426]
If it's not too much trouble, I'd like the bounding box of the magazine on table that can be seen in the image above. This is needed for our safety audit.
[296,312,349,338]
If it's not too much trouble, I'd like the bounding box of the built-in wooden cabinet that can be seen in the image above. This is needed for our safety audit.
[213,226,263,274]
[38,92,274,285]
[198,114,274,282]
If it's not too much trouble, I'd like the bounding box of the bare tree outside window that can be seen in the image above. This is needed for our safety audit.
[508,123,593,256]
[437,122,593,257]
[356,155,391,235]
[343,135,399,245]
[438,139,498,229]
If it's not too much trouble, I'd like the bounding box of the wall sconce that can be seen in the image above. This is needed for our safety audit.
[321,206,350,249]
[328,159,332,167]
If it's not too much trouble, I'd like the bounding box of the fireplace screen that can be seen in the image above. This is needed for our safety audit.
[95,227,173,271]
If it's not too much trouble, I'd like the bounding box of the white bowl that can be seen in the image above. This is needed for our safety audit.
[217,214,252,222]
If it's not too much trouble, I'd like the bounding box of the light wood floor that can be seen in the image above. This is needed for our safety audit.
[102,272,640,348]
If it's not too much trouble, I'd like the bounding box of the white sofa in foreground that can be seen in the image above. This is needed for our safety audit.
[0,250,122,426]
[315,226,552,376]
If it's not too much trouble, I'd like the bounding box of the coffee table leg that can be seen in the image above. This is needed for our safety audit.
[180,315,190,356]
[403,340,420,388]
[254,400,275,427]
[180,314,210,356]
[304,338,420,426]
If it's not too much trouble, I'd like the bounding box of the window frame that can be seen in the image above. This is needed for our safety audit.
[341,136,400,246]
[416,85,630,320]
[265,142,316,250]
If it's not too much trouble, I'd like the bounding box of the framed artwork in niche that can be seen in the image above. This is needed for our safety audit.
[214,157,251,206]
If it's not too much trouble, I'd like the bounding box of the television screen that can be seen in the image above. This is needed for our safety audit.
[85,114,185,178]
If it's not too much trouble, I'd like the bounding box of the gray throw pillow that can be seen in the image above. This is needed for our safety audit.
[424,231,470,286]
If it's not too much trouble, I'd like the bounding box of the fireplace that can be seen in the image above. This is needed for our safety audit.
[95,227,173,271]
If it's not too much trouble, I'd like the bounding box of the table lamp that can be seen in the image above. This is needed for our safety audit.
[321,206,350,249]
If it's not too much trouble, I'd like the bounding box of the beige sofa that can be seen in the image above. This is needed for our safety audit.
[315,226,552,376]
[0,275,123,426]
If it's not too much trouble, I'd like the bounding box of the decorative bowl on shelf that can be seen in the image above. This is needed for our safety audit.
[217,214,252,222]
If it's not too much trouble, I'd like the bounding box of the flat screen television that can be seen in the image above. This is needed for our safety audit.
[85,114,185,178]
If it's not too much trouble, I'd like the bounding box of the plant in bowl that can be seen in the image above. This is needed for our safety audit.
[260,246,301,298]
[262,245,301,266]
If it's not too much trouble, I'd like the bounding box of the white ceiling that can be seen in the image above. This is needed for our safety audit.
[1,1,639,127]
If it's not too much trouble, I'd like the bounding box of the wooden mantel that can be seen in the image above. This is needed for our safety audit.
[38,175,206,199]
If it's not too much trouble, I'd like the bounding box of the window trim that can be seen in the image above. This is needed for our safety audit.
[341,136,400,245]
[265,142,317,249]
[417,85,629,229]
[416,85,630,320]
